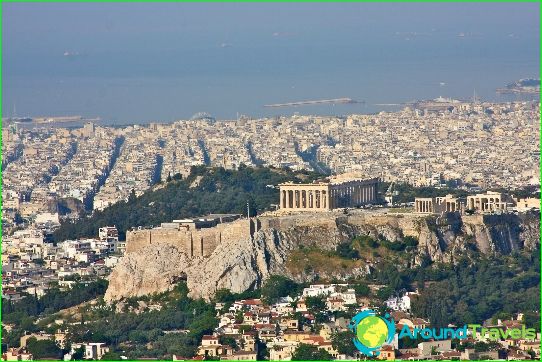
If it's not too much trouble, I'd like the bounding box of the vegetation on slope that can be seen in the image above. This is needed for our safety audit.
[1,279,108,349]
[285,234,420,282]
[53,165,322,241]
[285,233,540,331]
[410,251,540,329]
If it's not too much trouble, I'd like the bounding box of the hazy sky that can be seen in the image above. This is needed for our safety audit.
[3,2,540,123]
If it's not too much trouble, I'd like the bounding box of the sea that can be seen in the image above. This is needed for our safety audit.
[3,3,540,126]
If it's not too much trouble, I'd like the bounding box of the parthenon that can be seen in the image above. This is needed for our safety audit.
[279,176,379,211]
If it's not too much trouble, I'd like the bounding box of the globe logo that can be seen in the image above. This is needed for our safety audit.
[349,309,395,356]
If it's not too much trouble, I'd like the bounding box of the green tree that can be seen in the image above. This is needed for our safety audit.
[305,296,326,313]
[26,338,62,359]
[256,336,268,360]
[403,236,419,248]
[238,325,252,334]
[213,289,235,304]
[2,328,24,348]
[375,287,393,301]
[218,335,238,349]
[291,343,332,361]
[188,311,217,340]
[352,283,370,297]
[399,335,425,349]
[261,275,300,304]
[336,242,360,259]
[101,351,122,360]
[331,331,357,356]
[72,346,85,360]
[523,311,540,331]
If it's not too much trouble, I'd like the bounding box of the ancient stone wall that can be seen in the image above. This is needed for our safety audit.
[126,218,253,256]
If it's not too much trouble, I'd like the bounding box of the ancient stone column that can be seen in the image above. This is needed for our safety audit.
[319,189,324,209]
[355,185,361,205]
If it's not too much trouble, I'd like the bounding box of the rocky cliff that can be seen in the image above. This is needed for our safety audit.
[104,245,193,301]
[104,211,540,302]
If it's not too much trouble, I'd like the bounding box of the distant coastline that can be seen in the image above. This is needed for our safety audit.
[496,78,540,94]
[3,98,540,130]
[2,116,103,130]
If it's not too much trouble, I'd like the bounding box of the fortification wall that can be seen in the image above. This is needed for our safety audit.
[126,219,253,256]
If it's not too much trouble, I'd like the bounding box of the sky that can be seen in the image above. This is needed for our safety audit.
[3,2,540,123]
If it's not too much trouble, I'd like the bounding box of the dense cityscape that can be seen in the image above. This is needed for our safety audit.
[2,97,541,361]
[3,98,539,222]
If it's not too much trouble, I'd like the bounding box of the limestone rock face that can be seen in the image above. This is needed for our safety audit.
[187,229,293,299]
[520,218,541,250]
[104,229,295,302]
[104,245,192,302]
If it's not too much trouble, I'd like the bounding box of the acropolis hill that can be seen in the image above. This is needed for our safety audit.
[106,208,540,302]
[125,174,380,256]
